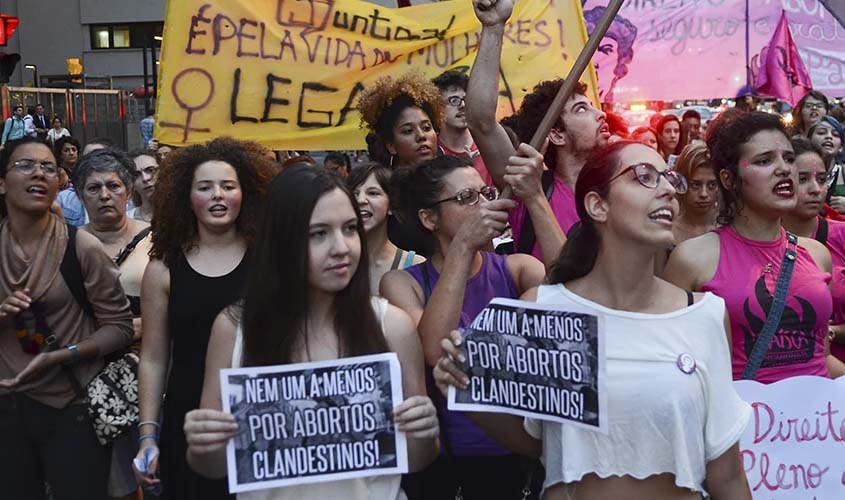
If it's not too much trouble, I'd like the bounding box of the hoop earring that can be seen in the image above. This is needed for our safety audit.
[390,155,396,168]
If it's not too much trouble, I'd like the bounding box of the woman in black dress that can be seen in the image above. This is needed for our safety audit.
[135,137,274,499]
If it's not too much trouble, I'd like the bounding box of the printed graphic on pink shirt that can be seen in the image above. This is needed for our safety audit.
[741,275,818,369]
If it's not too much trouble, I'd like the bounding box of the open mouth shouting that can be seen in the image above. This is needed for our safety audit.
[26,184,48,198]
[772,179,794,198]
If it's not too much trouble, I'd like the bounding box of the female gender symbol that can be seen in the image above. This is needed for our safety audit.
[676,353,696,375]
[159,68,214,143]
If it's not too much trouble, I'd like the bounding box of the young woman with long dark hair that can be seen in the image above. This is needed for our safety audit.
[347,162,424,295]
[135,137,275,499]
[781,138,845,370]
[656,114,687,162]
[665,110,843,382]
[434,140,752,500]
[381,155,545,499]
[0,137,134,499]
[183,165,438,498]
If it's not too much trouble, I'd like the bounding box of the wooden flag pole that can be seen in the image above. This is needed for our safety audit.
[500,0,625,199]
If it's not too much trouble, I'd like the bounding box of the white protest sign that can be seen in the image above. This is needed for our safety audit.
[448,298,606,433]
[220,353,407,493]
[735,376,845,499]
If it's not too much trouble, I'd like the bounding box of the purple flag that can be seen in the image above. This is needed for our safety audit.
[755,10,813,107]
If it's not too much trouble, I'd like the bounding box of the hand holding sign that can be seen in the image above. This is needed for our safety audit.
[433,330,471,396]
[184,409,239,455]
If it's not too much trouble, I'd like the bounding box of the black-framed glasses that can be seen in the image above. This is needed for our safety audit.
[605,163,688,194]
[10,160,60,178]
[447,95,466,107]
[432,186,498,207]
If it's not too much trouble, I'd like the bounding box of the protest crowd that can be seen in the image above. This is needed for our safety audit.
[3,0,845,499]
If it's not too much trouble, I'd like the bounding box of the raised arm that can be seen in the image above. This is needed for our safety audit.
[466,0,517,190]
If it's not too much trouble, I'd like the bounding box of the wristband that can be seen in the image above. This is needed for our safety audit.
[139,433,158,444]
[66,344,80,363]
[137,420,160,430]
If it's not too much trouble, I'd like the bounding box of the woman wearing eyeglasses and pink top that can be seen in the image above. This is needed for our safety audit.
[665,110,845,383]
[381,155,545,499]
[434,140,751,499]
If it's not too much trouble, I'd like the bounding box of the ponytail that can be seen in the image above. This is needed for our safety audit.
[547,222,599,284]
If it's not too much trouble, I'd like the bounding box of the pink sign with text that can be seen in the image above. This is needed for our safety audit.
[582,0,845,101]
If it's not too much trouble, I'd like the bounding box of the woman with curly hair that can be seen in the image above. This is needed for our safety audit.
[135,137,275,500]
[358,72,445,255]
[358,72,443,169]
[665,110,845,383]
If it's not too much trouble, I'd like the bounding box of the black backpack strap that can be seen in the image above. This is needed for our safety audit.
[516,170,555,255]
[59,224,95,319]
[815,217,829,246]
[114,226,152,266]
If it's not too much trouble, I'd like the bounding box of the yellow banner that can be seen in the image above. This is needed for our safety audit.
[156,0,598,150]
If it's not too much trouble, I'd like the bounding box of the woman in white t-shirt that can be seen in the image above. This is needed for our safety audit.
[46,117,70,146]
[183,164,439,499]
[434,140,752,499]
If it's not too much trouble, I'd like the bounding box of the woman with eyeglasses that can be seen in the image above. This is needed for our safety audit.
[130,150,159,223]
[434,140,752,500]
[672,143,719,245]
[381,155,545,500]
[75,147,154,497]
[0,137,133,499]
[791,90,829,136]
[665,110,841,383]
[781,138,845,370]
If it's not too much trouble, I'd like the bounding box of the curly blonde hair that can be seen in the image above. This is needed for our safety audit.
[357,72,444,163]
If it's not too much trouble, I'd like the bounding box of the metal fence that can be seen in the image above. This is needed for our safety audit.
[2,86,128,150]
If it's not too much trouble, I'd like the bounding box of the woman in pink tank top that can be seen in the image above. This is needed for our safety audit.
[665,110,843,383]
[781,138,845,370]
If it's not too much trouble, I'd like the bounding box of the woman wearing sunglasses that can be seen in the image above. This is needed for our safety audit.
[0,137,133,499]
[434,140,752,499]
[381,155,545,499]
[665,110,841,383]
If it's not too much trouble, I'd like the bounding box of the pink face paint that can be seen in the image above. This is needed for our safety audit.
[739,159,751,168]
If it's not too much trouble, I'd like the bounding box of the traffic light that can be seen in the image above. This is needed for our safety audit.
[0,15,19,47]
[0,52,20,83]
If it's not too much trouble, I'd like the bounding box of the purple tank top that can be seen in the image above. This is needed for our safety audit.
[702,226,831,383]
[406,252,520,456]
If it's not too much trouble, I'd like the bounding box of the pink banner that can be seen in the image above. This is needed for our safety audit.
[582,0,845,102]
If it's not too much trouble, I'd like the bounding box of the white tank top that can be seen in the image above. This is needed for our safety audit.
[526,285,750,495]
[231,297,407,500]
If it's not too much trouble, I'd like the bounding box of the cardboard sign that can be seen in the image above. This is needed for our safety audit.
[448,298,606,432]
[735,376,845,499]
[220,353,407,493]
[156,0,599,149]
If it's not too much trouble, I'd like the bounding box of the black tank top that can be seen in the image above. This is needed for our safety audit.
[159,252,248,500]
